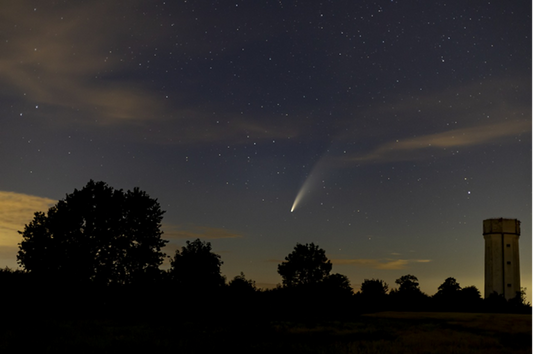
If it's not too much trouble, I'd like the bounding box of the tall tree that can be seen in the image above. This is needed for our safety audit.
[17,180,167,286]
[277,243,332,287]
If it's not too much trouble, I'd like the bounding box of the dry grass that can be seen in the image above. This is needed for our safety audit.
[0,312,530,353]
[271,312,531,354]
[364,311,531,332]
[342,312,532,354]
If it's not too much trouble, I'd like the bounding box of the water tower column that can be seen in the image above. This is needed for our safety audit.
[483,218,521,300]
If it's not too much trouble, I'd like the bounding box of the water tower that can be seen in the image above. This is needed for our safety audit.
[483,218,521,300]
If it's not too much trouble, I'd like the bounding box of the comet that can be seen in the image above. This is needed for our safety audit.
[290,156,329,212]
[290,190,304,212]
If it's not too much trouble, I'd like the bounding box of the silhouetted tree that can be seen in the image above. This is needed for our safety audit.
[219,272,259,321]
[460,285,481,300]
[276,244,357,320]
[395,274,420,294]
[433,277,462,311]
[321,273,353,295]
[228,272,257,294]
[360,278,389,297]
[277,242,332,287]
[436,277,461,296]
[507,288,531,313]
[17,180,167,286]
[311,273,355,319]
[168,238,225,293]
[0,267,29,295]
[390,274,429,310]
[484,291,508,312]
[0,266,26,282]
[0,267,31,318]
[356,278,389,312]
[482,289,532,313]
[457,285,483,311]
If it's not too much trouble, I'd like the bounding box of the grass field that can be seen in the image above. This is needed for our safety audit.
[1,311,530,353]
[358,312,531,353]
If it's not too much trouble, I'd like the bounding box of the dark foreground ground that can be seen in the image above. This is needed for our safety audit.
[1,311,530,353]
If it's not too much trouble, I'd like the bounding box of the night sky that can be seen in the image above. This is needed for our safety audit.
[1,1,531,301]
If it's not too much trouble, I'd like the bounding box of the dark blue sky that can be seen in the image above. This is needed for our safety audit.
[1,0,531,300]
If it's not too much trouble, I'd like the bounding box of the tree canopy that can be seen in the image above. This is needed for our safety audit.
[17,180,167,286]
[277,242,332,287]
[360,278,389,297]
[461,286,482,300]
[436,277,462,297]
[228,272,257,294]
[321,273,354,295]
[169,238,225,291]
[395,274,421,294]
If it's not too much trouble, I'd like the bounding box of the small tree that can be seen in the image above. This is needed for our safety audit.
[17,180,167,286]
[390,274,428,310]
[277,243,332,287]
[508,288,531,312]
[360,278,389,298]
[485,291,508,312]
[169,239,225,292]
[321,273,353,295]
[395,274,421,294]
[228,272,257,294]
[358,278,389,312]
[436,277,462,296]
[458,285,483,311]
[460,285,481,300]
[434,277,462,311]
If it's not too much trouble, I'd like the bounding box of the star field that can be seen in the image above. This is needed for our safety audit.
[0,0,531,300]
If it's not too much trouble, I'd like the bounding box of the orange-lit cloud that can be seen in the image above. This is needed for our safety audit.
[0,191,55,246]
[0,191,56,267]
[332,258,431,270]
[163,224,243,240]
[0,246,20,267]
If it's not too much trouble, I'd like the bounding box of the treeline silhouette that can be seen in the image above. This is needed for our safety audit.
[2,180,530,322]
[1,264,529,322]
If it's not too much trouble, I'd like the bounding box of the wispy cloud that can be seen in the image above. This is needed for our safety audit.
[265,259,283,263]
[341,120,530,163]
[163,224,243,240]
[0,2,303,146]
[332,258,431,270]
[0,2,168,125]
[331,75,531,165]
